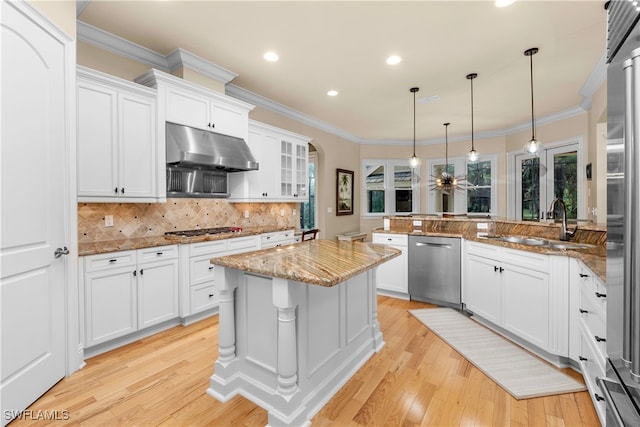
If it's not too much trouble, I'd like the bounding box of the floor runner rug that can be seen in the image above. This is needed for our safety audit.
[409,307,586,399]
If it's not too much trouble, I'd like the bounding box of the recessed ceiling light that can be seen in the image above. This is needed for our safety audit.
[264,51,279,62]
[495,0,516,7]
[327,90,338,97]
[386,55,402,65]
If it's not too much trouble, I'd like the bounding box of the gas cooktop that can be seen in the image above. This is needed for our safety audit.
[164,227,243,238]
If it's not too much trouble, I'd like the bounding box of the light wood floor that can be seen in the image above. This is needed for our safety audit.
[12,297,599,426]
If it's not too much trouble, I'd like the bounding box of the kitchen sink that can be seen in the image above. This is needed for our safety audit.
[493,236,549,246]
[489,236,597,250]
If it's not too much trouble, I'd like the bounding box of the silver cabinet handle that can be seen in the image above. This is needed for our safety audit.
[54,247,69,258]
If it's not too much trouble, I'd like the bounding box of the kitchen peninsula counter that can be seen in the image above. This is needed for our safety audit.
[206,239,399,426]
[375,215,607,282]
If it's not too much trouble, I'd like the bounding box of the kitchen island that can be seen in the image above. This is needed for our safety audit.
[206,239,400,426]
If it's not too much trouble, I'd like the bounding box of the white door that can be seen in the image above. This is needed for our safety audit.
[1,2,69,423]
[513,141,582,221]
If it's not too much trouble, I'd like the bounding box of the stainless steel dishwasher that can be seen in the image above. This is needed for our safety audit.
[408,235,461,309]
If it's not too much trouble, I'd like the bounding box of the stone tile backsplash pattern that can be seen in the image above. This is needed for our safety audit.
[78,199,299,243]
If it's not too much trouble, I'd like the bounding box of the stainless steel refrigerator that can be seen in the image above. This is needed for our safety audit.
[600,2,640,425]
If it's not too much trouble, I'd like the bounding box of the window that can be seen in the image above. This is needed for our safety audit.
[362,160,419,216]
[426,155,497,215]
[300,151,317,229]
[467,160,493,214]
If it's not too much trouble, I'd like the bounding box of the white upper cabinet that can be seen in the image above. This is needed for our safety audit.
[164,86,247,139]
[77,66,159,202]
[229,120,311,202]
[135,68,254,145]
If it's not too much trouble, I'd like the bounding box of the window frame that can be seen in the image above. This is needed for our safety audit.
[361,159,420,217]
[425,154,497,215]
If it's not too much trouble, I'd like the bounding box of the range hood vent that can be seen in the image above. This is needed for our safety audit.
[166,122,258,172]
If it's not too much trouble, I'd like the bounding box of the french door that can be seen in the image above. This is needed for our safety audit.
[512,140,583,221]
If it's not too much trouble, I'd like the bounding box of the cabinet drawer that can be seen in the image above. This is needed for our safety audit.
[579,322,606,376]
[189,239,228,257]
[190,255,217,286]
[227,235,260,254]
[261,230,295,247]
[578,329,607,422]
[501,247,549,273]
[373,233,407,246]
[579,286,607,360]
[465,240,500,259]
[137,245,178,262]
[190,283,218,313]
[84,251,136,272]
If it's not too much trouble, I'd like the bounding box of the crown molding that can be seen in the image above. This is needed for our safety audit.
[165,48,238,84]
[77,21,169,70]
[76,19,603,146]
[226,84,365,143]
[77,21,237,85]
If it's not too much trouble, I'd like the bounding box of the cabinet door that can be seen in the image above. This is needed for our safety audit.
[294,142,308,200]
[77,82,118,197]
[137,258,179,329]
[119,92,156,198]
[501,263,549,350]
[280,139,294,198]
[464,254,502,325]
[375,245,408,293]
[210,101,247,139]
[165,88,210,130]
[246,131,279,199]
[85,266,137,346]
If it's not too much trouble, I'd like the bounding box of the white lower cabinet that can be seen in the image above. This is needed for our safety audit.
[84,257,137,347]
[183,235,262,316]
[464,252,502,325]
[372,233,408,297]
[137,246,179,329]
[83,245,178,347]
[569,257,607,425]
[463,240,568,355]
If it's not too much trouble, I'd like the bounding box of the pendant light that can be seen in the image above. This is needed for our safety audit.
[524,47,541,155]
[466,73,479,162]
[409,87,421,168]
[432,122,465,194]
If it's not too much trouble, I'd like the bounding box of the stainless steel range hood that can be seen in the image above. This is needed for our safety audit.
[166,122,258,172]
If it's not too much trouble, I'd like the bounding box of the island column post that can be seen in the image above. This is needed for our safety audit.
[272,277,298,398]
[217,265,239,366]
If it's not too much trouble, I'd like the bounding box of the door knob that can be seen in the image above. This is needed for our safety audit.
[54,246,69,258]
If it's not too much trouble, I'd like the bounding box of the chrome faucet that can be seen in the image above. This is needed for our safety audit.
[548,197,577,241]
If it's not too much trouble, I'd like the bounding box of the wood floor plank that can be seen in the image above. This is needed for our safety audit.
[10,296,600,426]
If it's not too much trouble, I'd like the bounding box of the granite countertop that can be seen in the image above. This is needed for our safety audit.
[210,239,401,287]
[78,226,294,256]
[372,227,606,282]
[387,215,607,232]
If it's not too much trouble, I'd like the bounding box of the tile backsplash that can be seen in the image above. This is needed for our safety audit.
[78,199,299,243]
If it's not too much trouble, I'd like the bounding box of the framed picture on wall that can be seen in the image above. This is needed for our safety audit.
[336,168,354,216]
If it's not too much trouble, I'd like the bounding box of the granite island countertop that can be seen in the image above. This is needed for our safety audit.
[78,226,294,256]
[210,239,401,287]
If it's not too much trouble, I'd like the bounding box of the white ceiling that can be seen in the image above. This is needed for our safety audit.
[78,0,607,145]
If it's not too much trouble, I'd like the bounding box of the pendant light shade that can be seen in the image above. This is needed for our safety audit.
[466,73,479,162]
[524,47,541,155]
[409,87,421,168]
[432,122,466,195]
